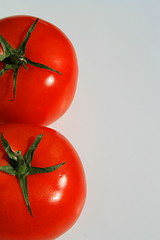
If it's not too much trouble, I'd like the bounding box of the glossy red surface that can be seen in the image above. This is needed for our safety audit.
[0,123,86,240]
[0,15,78,126]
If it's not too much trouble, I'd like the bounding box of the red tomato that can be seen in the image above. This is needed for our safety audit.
[0,15,78,125]
[0,123,86,240]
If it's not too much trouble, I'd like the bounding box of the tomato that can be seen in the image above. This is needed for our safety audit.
[0,123,86,240]
[0,15,78,126]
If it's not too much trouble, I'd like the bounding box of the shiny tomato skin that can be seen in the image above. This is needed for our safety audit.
[0,15,78,126]
[0,123,86,240]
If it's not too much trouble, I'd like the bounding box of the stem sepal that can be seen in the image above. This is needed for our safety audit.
[0,133,66,216]
[0,18,62,100]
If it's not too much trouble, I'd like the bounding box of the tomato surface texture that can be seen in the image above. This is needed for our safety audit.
[0,15,78,125]
[0,123,86,240]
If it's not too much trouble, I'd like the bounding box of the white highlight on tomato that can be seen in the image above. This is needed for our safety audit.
[50,175,67,203]
[58,174,67,188]
[51,191,62,202]
[45,75,55,86]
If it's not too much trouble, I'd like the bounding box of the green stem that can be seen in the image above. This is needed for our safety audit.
[0,133,66,216]
[16,151,27,175]
[18,175,33,216]
[0,18,62,100]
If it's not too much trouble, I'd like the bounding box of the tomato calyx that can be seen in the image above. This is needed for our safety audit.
[0,133,66,216]
[0,18,62,101]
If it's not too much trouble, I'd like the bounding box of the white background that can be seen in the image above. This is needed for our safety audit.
[1,1,160,239]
